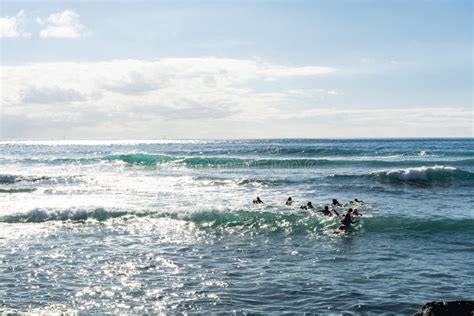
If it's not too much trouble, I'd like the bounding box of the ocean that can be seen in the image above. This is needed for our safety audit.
[0,138,473,314]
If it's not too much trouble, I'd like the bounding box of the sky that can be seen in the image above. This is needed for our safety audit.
[0,0,472,139]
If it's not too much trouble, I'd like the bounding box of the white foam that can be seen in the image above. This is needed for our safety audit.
[373,165,458,181]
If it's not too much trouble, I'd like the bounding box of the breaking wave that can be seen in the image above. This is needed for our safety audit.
[103,154,175,165]
[371,166,474,184]
[101,154,474,169]
[327,166,474,186]
[4,152,474,169]
[1,209,473,236]
[0,208,135,223]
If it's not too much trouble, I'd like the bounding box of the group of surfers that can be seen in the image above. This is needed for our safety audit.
[252,196,365,232]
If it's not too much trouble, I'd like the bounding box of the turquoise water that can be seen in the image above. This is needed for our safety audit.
[0,139,473,314]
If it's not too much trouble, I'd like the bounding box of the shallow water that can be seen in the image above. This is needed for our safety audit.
[1,139,473,314]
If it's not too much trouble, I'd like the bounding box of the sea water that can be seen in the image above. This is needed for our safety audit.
[0,139,473,314]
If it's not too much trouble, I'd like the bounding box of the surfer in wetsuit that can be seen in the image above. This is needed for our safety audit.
[253,196,264,204]
[318,205,333,216]
[300,202,314,210]
[286,197,293,206]
[332,198,342,207]
[338,209,358,231]
[352,208,363,216]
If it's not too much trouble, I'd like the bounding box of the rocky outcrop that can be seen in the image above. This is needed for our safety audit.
[414,301,474,316]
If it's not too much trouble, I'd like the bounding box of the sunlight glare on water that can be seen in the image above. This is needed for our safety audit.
[0,139,473,313]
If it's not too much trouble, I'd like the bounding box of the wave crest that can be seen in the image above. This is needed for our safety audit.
[371,166,474,184]
[103,154,175,165]
[0,208,133,223]
[188,210,335,235]
[2,209,472,236]
[101,154,474,169]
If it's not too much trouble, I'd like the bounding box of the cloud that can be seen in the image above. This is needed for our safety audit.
[0,57,470,139]
[142,103,237,120]
[39,10,86,39]
[260,65,335,78]
[103,72,160,95]
[21,86,89,104]
[0,57,339,138]
[0,10,31,38]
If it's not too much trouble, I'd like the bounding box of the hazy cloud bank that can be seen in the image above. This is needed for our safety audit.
[0,57,470,139]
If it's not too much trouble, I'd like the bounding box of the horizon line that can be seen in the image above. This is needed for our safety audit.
[0,136,472,143]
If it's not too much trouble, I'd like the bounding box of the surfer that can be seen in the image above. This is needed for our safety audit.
[350,198,365,205]
[338,209,358,231]
[300,202,314,210]
[286,197,293,206]
[352,208,363,216]
[332,198,342,207]
[253,196,264,204]
[317,205,333,216]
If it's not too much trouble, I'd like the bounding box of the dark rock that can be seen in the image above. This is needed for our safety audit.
[414,301,474,316]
